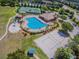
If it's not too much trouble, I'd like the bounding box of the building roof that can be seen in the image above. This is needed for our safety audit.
[39,13,57,22]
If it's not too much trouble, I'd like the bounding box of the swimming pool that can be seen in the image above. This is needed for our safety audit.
[25,17,47,29]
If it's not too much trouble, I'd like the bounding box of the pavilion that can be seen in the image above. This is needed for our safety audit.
[39,13,57,22]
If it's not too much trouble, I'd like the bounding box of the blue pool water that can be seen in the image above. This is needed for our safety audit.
[25,17,47,29]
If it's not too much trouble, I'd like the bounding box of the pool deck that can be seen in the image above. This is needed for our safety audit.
[26,26,46,33]
[9,23,21,33]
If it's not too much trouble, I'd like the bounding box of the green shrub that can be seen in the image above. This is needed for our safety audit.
[60,15,67,20]
[62,22,74,31]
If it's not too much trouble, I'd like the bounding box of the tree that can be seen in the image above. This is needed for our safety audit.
[65,9,70,13]
[72,17,76,22]
[72,34,79,44]
[59,8,65,15]
[7,49,29,59]
[69,41,79,59]
[24,3,26,7]
[0,0,8,6]
[62,22,74,31]
[32,0,42,3]
[70,34,79,58]
[0,0,18,6]
[76,21,79,26]
[60,15,67,20]
[9,1,15,7]
[69,42,79,54]
[55,48,74,59]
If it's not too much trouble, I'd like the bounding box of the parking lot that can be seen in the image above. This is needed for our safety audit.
[34,30,69,58]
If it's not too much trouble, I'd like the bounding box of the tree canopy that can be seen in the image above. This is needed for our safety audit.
[0,0,18,6]
[62,22,74,31]
[72,34,79,44]
[7,49,29,59]
[55,48,74,59]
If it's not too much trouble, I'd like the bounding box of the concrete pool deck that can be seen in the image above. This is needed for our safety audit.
[34,30,69,58]
[9,23,21,33]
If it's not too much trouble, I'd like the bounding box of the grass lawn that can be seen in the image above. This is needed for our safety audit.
[22,34,48,59]
[0,33,22,59]
[0,6,48,59]
[0,6,21,59]
[0,6,16,35]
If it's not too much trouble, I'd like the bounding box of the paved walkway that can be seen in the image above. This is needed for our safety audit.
[0,17,12,40]
[34,54,40,59]
[34,30,69,58]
